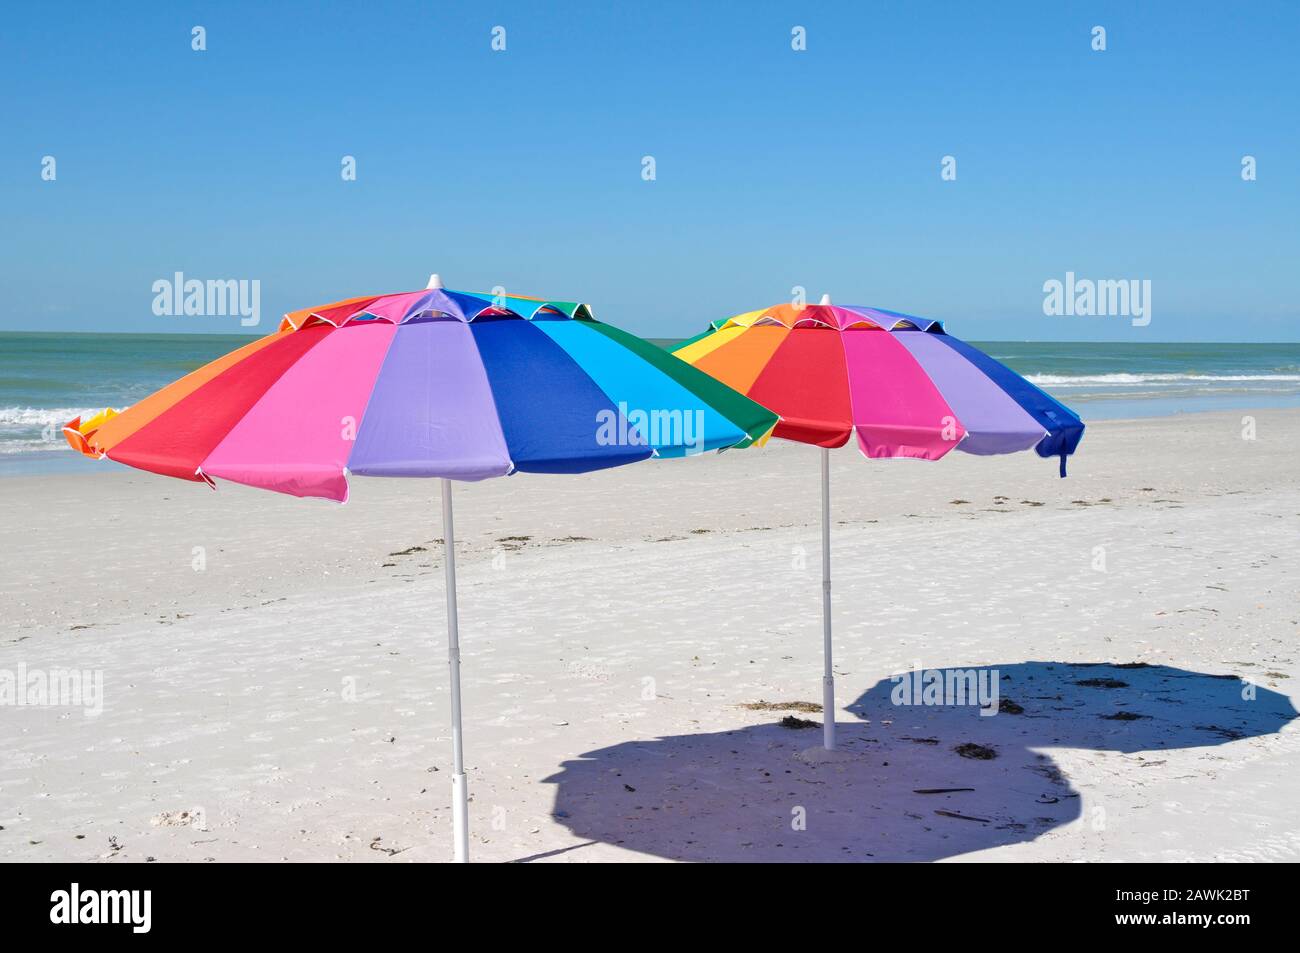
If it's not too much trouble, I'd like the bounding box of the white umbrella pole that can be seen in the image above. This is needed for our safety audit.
[441,478,470,863]
[821,447,835,750]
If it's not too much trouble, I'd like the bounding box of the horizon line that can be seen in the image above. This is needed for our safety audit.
[2,328,1298,346]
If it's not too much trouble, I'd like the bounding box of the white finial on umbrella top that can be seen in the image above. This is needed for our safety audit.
[427,273,444,290]
[819,293,832,306]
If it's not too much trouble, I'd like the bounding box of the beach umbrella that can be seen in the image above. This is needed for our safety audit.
[674,295,1084,750]
[63,276,778,862]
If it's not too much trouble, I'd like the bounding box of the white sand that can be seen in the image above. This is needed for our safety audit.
[1,409,1298,862]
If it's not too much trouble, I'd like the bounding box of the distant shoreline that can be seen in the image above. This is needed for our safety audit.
[5,406,1298,479]
[3,328,1299,347]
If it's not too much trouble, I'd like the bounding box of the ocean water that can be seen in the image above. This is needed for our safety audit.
[973,340,1300,419]
[3,332,1299,471]
[0,332,260,472]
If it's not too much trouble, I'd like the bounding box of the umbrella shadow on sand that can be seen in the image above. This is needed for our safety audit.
[539,662,1297,862]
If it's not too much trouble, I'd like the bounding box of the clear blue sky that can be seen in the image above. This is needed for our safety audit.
[2,1,1297,341]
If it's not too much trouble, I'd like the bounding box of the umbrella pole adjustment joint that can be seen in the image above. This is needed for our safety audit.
[822,675,836,749]
[451,772,469,863]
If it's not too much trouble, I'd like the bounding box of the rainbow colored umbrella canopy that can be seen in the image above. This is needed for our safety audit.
[674,297,1084,751]
[65,284,777,501]
[675,300,1083,474]
[64,278,778,863]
